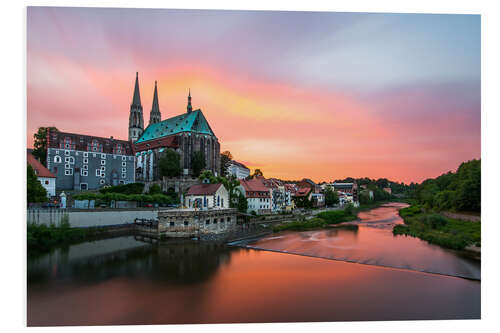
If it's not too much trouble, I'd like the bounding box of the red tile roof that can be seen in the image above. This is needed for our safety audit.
[186,183,223,196]
[240,178,270,198]
[294,187,312,197]
[27,151,55,178]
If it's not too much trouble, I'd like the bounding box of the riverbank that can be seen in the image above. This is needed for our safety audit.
[393,205,481,253]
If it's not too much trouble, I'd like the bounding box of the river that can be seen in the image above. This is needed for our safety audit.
[27,203,480,326]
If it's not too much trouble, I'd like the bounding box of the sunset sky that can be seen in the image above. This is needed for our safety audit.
[27,7,481,184]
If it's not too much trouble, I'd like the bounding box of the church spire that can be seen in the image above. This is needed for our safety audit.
[149,80,161,125]
[128,72,144,142]
[132,72,142,106]
[187,88,192,113]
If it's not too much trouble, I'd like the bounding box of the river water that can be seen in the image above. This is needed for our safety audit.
[27,203,480,326]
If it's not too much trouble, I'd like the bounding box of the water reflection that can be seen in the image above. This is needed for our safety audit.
[27,203,480,326]
[243,203,480,280]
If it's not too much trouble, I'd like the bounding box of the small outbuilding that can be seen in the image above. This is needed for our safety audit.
[185,183,229,209]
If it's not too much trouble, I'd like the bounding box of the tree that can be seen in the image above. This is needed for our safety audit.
[252,169,263,178]
[324,187,339,206]
[191,151,206,177]
[159,149,181,178]
[32,126,58,166]
[148,184,162,195]
[236,191,248,213]
[220,151,233,177]
[27,165,47,203]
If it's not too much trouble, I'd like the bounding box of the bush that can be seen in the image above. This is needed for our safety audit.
[149,184,162,195]
[316,209,357,224]
[99,183,145,195]
[423,214,448,229]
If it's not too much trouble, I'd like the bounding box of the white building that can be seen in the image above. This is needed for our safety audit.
[27,150,56,197]
[227,160,250,179]
[184,183,229,209]
[238,177,271,214]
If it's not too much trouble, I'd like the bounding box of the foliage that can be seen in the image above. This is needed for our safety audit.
[293,194,313,209]
[236,192,248,213]
[198,171,242,209]
[99,182,144,195]
[220,150,233,177]
[191,150,206,177]
[27,222,102,255]
[248,169,264,179]
[32,126,58,166]
[316,209,357,224]
[27,165,48,203]
[394,205,480,250]
[159,149,182,178]
[73,192,175,204]
[148,184,162,195]
[274,207,357,232]
[324,187,339,206]
[413,159,480,212]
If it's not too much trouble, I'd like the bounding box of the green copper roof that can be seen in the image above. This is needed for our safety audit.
[135,109,215,144]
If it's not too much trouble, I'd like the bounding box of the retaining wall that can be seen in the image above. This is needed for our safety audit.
[27,208,160,228]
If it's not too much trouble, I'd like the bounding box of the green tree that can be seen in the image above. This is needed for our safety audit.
[252,169,264,178]
[32,126,58,166]
[324,187,339,206]
[159,149,181,178]
[236,191,248,213]
[27,165,47,203]
[191,151,206,177]
[148,184,162,195]
[220,151,233,177]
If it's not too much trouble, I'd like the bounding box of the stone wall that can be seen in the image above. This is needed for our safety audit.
[157,208,237,238]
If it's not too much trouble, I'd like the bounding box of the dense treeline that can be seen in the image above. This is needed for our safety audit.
[413,159,480,212]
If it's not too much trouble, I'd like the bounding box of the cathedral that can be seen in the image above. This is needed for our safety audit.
[129,72,221,181]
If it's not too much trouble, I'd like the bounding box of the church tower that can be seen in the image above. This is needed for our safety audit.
[149,80,162,125]
[128,72,144,142]
[187,88,193,113]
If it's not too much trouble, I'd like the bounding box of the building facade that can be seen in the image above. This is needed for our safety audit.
[238,178,271,215]
[46,129,135,191]
[27,150,56,197]
[184,183,229,209]
[227,160,250,179]
[133,84,221,181]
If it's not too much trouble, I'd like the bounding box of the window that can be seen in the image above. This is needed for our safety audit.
[83,165,88,170]
[206,219,210,225]
[88,139,102,152]
[122,173,126,179]
[184,221,189,226]
[122,156,126,161]
[55,150,59,155]
[214,218,218,224]
[100,179,105,185]
[227,217,231,222]
[65,156,74,164]
[93,153,96,158]
[64,150,70,156]
[80,183,88,190]
[122,162,126,167]
[101,153,106,159]
[170,222,175,227]
[121,168,126,173]
[83,152,88,157]
[83,158,88,164]
[54,156,62,163]
[113,144,122,155]
[44,180,49,185]
[65,163,71,169]
[101,166,106,171]
[95,169,100,177]
[119,180,124,184]
[82,170,88,176]
[64,169,73,176]
[101,159,106,165]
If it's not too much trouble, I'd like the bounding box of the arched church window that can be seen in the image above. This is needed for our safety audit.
[54,155,62,163]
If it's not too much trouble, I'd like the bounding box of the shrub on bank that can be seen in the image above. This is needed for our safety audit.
[394,205,480,250]
[316,210,357,224]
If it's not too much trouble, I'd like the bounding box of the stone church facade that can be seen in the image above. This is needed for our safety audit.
[129,73,221,182]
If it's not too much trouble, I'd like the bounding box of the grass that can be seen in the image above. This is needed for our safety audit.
[393,205,481,250]
[27,221,104,256]
[273,209,357,232]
